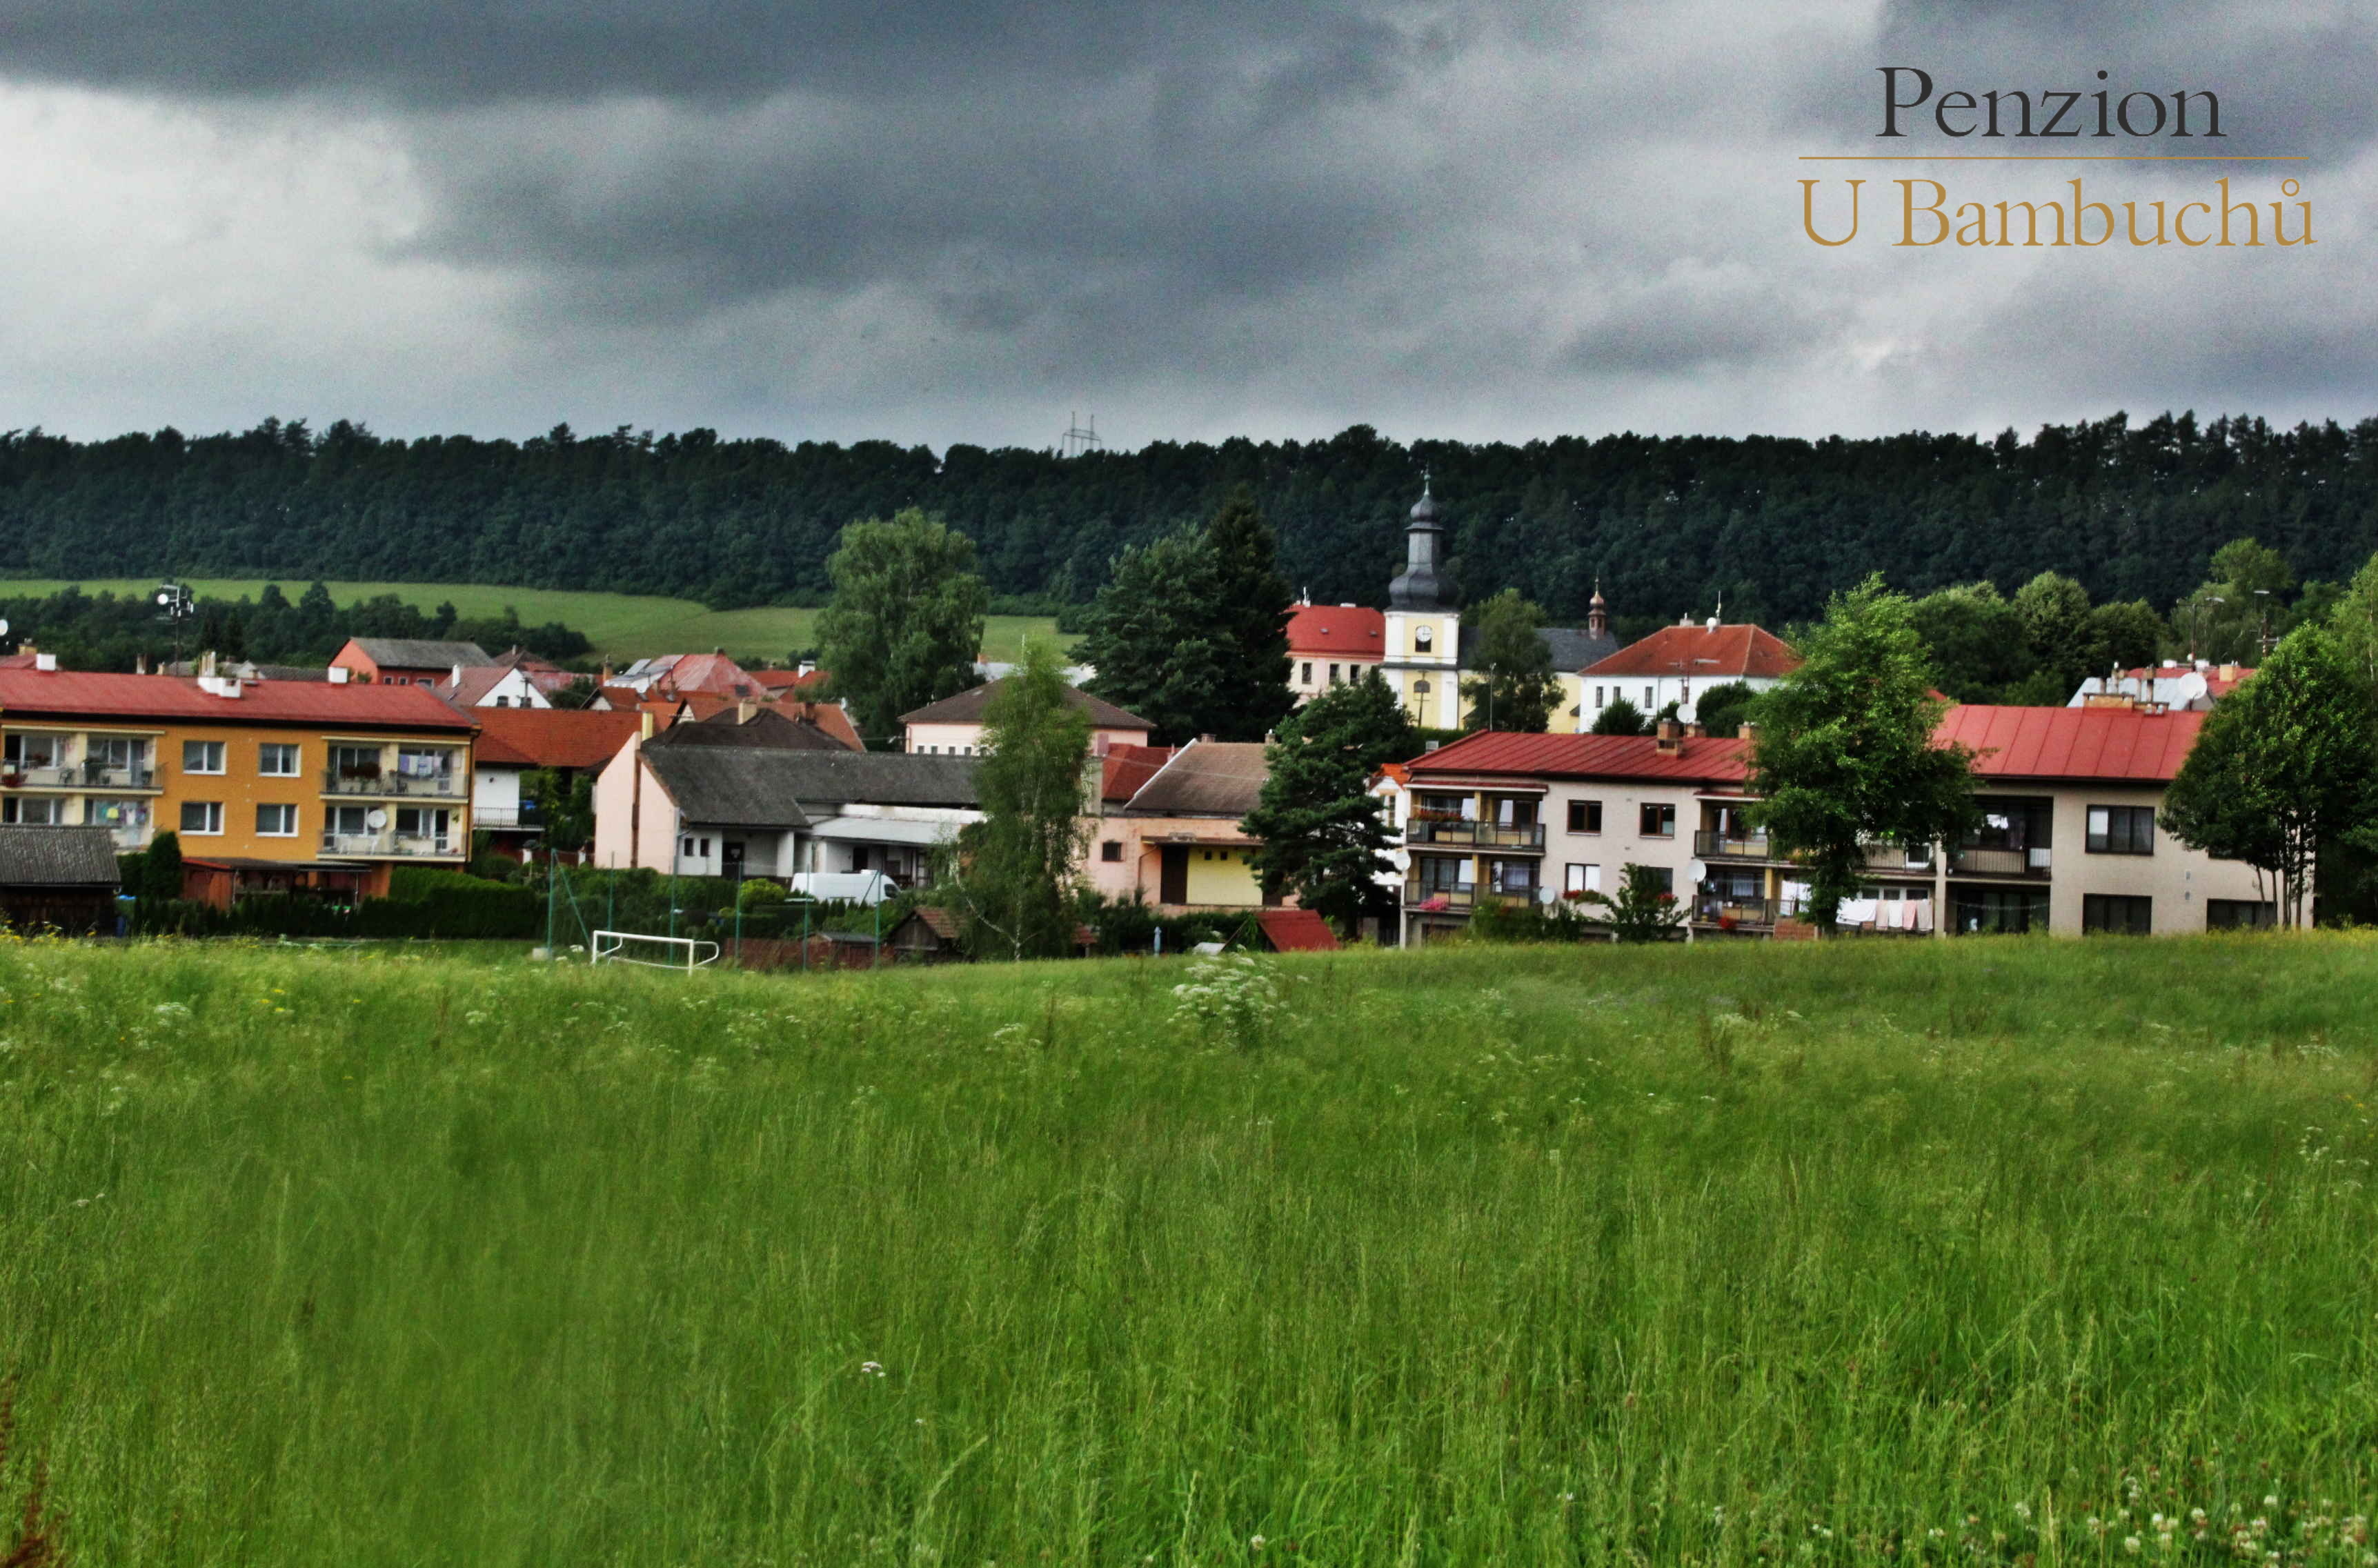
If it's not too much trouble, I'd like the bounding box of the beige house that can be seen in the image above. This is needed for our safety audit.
[1081,740,1274,912]
[1394,704,2276,943]
[901,679,1152,757]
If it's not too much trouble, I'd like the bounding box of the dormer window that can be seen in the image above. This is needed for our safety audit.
[1414,626,1434,652]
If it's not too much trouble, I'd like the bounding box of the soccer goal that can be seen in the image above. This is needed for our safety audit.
[591,929,722,974]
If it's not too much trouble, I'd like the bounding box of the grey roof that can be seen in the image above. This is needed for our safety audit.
[1125,740,1269,817]
[646,747,980,828]
[1451,624,1619,673]
[900,678,1151,731]
[0,826,122,888]
[1540,626,1621,672]
[658,708,851,752]
[348,637,493,670]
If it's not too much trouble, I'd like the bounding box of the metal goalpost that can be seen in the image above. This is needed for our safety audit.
[591,929,722,974]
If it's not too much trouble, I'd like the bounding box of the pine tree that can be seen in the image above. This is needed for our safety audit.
[1202,491,1297,739]
[1078,531,1230,744]
[1241,671,1416,933]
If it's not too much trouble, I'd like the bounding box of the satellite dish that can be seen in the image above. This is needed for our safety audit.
[1688,859,1709,884]
[1677,701,1698,724]
[366,808,389,829]
[2172,671,2209,706]
[0,619,9,637]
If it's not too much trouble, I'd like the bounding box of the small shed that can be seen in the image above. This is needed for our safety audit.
[0,826,123,934]
[887,904,966,962]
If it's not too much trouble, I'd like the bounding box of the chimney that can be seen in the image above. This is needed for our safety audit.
[1654,717,1683,755]
[640,710,656,740]
[600,664,614,685]
[1737,720,1757,746]
[200,649,217,679]
[2218,662,2240,681]
[33,653,57,673]
[737,699,759,723]
[135,653,148,675]
[1685,720,1706,739]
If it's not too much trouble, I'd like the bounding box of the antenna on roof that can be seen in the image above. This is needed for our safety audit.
[1060,412,1102,458]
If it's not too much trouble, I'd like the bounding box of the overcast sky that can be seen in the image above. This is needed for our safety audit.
[0,0,2368,450]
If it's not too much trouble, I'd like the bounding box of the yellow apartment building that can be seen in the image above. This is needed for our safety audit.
[0,664,477,904]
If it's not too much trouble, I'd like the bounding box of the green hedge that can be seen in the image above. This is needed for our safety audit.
[131,867,542,942]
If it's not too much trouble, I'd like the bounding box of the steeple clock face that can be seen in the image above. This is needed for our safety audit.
[1415,626,1434,652]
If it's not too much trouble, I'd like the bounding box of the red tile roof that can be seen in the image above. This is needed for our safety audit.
[751,668,829,693]
[470,707,647,770]
[653,652,761,698]
[773,701,863,751]
[1407,730,1752,785]
[1936,704,2205,782]
[1257,909,1340,952]
[1583,624,1801,680]
[1100,744,1177,803]
[1285,604,1386,657]
[0,669,475,730]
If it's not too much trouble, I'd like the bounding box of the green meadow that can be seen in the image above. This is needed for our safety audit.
[1,934,2374,1564]
[0,578,1065,666]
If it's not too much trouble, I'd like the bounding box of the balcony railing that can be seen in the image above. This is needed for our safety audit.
[1695,895,1776,928]
[473,806,543,830]
[1693,830,1772,860]
[1403,877,1478,911]
[321,831,459,858]
[322,768,465,798]
[1950,845,2052,879]
[1404,819,1546,851]
[1861,841,1936,873]
[3,762,157,789]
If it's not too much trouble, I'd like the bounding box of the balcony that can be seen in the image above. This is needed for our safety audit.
[1404,818,1545,851]
[322,768,466,799]
[1403,876,1478,912]
[1861,841,1936,873]
[473,805,543,831]
[1693,829,1772,860]
[2,762,156,790]
[321,831,459,858]
[1951,845,2052,880]
[1694,895,1776,929]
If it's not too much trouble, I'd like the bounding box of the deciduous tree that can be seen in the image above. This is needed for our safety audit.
[1749,575,1976,933]
[816,509,988,746]
[2161,624,2378,928]
[949,641,1091,960]
[1460,588,1558,732]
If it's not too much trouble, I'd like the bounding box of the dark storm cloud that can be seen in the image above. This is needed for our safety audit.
[0,1,1427,106]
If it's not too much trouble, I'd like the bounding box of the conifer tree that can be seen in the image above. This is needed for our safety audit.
[1242,671,1416,933]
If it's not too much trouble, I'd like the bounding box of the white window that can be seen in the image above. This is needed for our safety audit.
[1300,662,1313,685]
[182,740,225,775]
[1564,863,1601,895]
[1642,685,1654,708]
[180,800,224,835]
[256,802,299,837]
[1,797,59,825]
[3,733,62,771]
[258,742,299,777]
[328,805,370,837]
[395,808,450,841]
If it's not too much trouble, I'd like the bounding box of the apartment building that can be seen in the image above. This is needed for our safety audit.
[0,665,476,902]
[1394,704,2273,942]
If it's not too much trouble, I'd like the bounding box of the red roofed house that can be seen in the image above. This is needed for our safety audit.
[1286,602,1386,704]
[2068,660,2254,711]
[469,707,648,860]
[900,679,1151,757]
[1578,619,1801,731]
[0,662,478,904]
[1393,704,2277,944]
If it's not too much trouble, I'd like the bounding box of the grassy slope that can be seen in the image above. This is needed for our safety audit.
[0,577,1065,665]
[1,935,2375,1564]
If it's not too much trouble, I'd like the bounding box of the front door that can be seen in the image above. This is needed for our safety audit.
[1159,844,1189,905]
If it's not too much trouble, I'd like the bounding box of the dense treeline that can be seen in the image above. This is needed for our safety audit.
[4,411,2377,624]
[0,582,592,673]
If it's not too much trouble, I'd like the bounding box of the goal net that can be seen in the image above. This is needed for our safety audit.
[591,929,722,974]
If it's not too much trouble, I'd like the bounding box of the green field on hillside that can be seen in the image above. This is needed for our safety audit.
[1,935,2375,1563]
[0,577,1067,666]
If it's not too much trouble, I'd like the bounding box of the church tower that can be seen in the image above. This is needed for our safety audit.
[1382,482,1464,728]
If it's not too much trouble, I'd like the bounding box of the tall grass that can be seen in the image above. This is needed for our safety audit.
[0,934,2372,1563]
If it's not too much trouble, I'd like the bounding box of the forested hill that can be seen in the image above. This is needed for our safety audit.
[3,412,2373,624]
